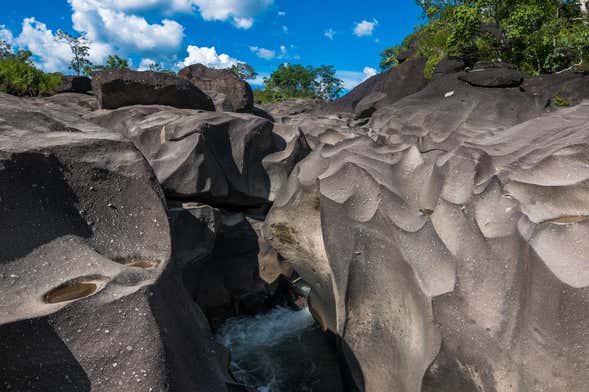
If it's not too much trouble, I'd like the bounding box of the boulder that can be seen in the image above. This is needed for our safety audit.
[0,93,247,392]
[522,70,589,108]
[179,64,253,113]
[52,75,92,94]
[84,106,284,208]
[432,57,465,78]
[91,69,215,111]
[326,57,428,116]
[265,77,589,392]
[259,98,325,119]
[459,62,526,88]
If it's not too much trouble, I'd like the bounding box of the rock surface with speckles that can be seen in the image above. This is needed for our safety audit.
[264,70,589,392]
[0,92,247,392]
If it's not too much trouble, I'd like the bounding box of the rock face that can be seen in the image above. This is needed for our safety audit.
[326,58,428,117]
[92,69,215,111]
[179,64,254,113]
[52,75,92,94]
[0,93,246,392]
[264,70,589,392]
[459,62,526,88]
[85,106,284,208]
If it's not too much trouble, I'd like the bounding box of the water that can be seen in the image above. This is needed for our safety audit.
[215,307,343,392]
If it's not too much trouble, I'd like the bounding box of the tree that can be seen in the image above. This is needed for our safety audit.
[258,63,344,103]
[315,65,343,101]
[0,41,10,59]
[95,55,129,71]
[56,30,91,76]
[147,62,163,72]
[228,62,258,80]
[381,0,589,77]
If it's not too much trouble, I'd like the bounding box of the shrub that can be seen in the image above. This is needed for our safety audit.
[0,59,62,96]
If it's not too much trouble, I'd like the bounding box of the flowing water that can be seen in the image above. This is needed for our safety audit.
[215,306,344,392]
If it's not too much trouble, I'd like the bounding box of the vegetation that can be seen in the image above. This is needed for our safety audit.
[0,41,61,96]
[255,63,343,103]
[85,55,129,75]
[380,0,589,78]
[56,30,91,76]
[229,62,258,80]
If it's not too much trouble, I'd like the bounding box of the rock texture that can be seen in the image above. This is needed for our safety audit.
[179,64,254,113]
[85,106,284,208]
[0,93,248,392]
[264,70,589,392]
[92,69,215,111]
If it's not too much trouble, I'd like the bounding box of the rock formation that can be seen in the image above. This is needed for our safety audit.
[92,69,215,111]
[179,64,254,113]
[1,54,588,392]
[264,69,589,392]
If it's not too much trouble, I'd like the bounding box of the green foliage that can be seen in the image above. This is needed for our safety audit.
[56,30,91,76]
[258,63,343,103]
[382,0,589,78]
[229,62,258,80]
[552,94,571,107]
[380,37,412,70]
[84,55,130,75]
[0,58,62,96]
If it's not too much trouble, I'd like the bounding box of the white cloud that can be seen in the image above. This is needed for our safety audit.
[337,66,378,89]
[281,25,288,33]
[15,17,109,72]
[191,0,273,29]
[277,11,286,16]
[250,45,275,60]
[69,0,184,55]
[324,28,335,40]
[178,45,240,69]
[233,17,254,29]
[250,73,268,86]
[0,25,15,45]
[353,19,378,37]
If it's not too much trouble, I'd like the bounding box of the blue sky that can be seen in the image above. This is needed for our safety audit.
[0,0,423,88]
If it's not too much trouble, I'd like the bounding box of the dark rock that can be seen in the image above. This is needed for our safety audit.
[433,58,465,78]
[326,57,428,115]
[522,70,589,108]
[92,69,215,111]
[179,64,253,113]
[459,66,525,88]
[52,75,92,94]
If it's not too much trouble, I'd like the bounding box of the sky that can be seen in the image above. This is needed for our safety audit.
[0,0,423,89]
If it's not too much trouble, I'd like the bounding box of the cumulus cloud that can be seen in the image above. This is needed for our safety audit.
[138,58,157,70]
[337,66,378,89]
[14,17,110,72]
[249,45,275,60]
[192,0,273,29]
[179,45,240,68]
[69,0,184,55]
[353,19,378,37]
[324,28,335,40]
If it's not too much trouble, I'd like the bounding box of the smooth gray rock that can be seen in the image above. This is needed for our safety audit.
[265,93,589,392]
[84,106,283,208]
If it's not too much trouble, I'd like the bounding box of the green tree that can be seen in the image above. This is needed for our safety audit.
[56,30,91,76]
[315,65,343,101]
[147,62,163,72]
[382,0,589,77]
[228,62,258,80]
[264,64,318,101]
